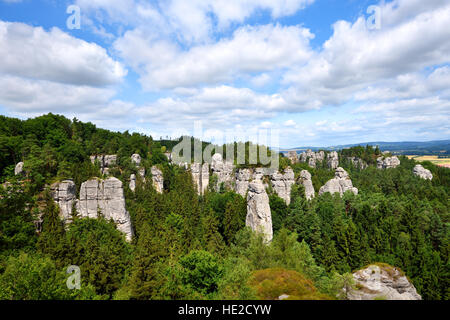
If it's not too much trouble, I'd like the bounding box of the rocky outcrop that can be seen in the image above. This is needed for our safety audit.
[413,164,433,180]
[191,163,210,195]
[287,151,298,164]
[319,167,358,197]
[327,151,339,170]
[151,166,164,193]
[271,168,295,205]
[235,168,252,197]
[131,154,141,166]
[14,162,24,176]
[78,177,133,241]
[347,157,368,170]
[129,174,136,192]
[246,180,272,243]
[298,170,315,200]
[299,150,325,168]
[211,153,235,190]
[377,156,400,169]
[90,155,117,175]
[346,264,421,300]
[50,180,77,222]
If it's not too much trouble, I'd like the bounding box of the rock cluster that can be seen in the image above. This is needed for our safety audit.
[14,162,24,176]
[246,179,273,243]
[347,157,368,170]
[319,167,358,197]
[298,170,315,200]
[377,156,400,169]
[51,177,133,241]
[327,151,339,170]
[151,166,164,193]
[90,155,117,175]
[413,164,433,180]
[191,163,210,195]
[211,153,234,190]
[286,151,299,164]
[271,168,295,205]
[346,264,421,300]
[299,150,325,168]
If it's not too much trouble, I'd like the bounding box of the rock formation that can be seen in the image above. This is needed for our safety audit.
[191,163,210,195]
[14,162,24,176]
[327,151,339,170]
[347,157,368,170]
[377,156,400,169]
[413,164,433,180]
[298,170,315,200]
[211,153,235,190]
[271,168,295,205]
[319,167,358,197]
[246,179,273,242]
[131,154,141,166]
[151,166,164,193]
[235,168,252,197]
[299,149,322,168]
[287,151,298,164]
[346,264,421,300]
[50,180,77,222]
[90,155,117,175]
[78,177,133,241]
[129,174,136,192]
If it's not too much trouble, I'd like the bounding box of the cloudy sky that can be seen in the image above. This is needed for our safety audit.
[0,0,449,148]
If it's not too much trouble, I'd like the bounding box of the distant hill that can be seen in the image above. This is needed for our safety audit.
[282,140,450,156]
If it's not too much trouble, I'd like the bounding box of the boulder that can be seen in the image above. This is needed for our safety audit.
[319,167,358,197]
[271,167,295,205]
[50,180,77,222]
[151,166,164,193]
[327,151,339,170]
[346,264,421,300]
[298,170,315,200]
[78,177,133,241]
[377,156,400,169]
[131,154,142,166]
[14,162,24,176]
[413,164,433,180]
[246,180,273,242]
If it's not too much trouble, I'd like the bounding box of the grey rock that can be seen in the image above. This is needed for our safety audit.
[377,156,400,169]
[271,167,295,205]
[246,180,273,243]
[348,157,368,170]
[298,170,315,200]
[413,164,433,180]
[191,163,210,195]
[235,168,252,197]
[50,180,77,222]
[327,151,339,170]
[299,150,332,168]
[319,167,358,197]
[131,154,142,166]
[287,151,298,164]
[346,265,421,300]
[129,174,136,192]
[211,153,235,190]
[14,162,24,175]
[151,166,164,193]
[90,155,117,175]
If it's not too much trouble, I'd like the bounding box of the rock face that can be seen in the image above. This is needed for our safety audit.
[50,180,77,222]
[131,154,142,166]
[346,264,421,300]
[287,151,298,164]
[90,155,117,175]
[246,180,273,242]
[413,164,433,180]
[77,177,133,241]
[14,162,24,176]
[235,168,252,197]
[191,163,210,195]
[211,153,235,190]
[151,166,164,193]
[347,157,368,170]
[129,174,136,192]
[319,167,358,197]
[298,170,315,200]
[271,168,295,205]
[377,156,400,169]
[299,149,323,168]
[327,151,339,170]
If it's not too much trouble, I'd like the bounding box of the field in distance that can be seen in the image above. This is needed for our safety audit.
[407,155,450,167]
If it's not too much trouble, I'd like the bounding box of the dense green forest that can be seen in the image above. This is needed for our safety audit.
[0,114,448,300]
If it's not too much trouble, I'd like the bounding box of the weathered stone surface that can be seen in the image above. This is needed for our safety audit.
[78,177,133,241]
[191,163,210,195]
[131,154,141,166]
[346,264,421,300]
[211,153,235,190]
[90,155,117,175]
[413,164,433,180]
[287,151,299,164]
[327,151,339,170]
[129,174,136,192]
[14,162,24,175]
[298,170,315,200]
[51,180,77,222]
[151,166,164,193]
[377,156,400,169]
[235,168,252,197]
[299,150,329,168]
[319,167,358,197]
[348,157,368,170]
[271,168,295,205]
[246,180,272,242]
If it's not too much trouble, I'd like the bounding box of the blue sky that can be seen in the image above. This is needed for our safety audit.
[0,0,449,148]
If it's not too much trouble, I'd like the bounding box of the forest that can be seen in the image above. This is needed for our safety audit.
[0,113,448,300]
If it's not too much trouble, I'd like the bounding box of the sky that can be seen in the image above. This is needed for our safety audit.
[0,0,449,148]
